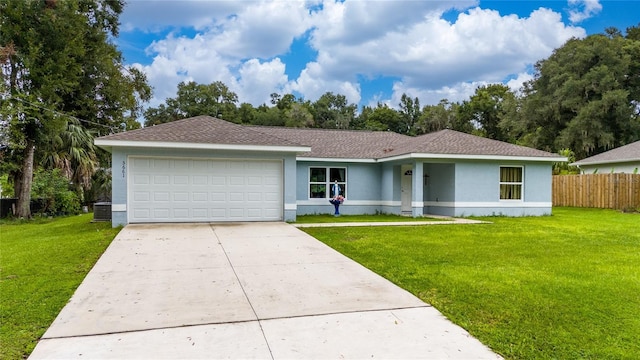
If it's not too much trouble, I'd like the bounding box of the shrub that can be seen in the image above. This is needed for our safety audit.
[31,169,81,215]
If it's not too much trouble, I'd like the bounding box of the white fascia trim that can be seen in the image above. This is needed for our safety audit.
[297,200,400,206]
[94,139,311,153]
[284,203,297,210]
[571,159,640,167]
[425,201,552,208]
[112,204,126,211]
[296,157,377,163]
[379,153,567,163]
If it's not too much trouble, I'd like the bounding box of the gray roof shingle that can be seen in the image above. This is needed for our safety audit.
[572,140,640,166]
[251,126,408,159]
[96,116,563,160]
[96,115,304,147]
[384,129,562,158]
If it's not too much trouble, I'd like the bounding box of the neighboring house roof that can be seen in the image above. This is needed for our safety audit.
[94,116,563,161]
[572,140,640,166]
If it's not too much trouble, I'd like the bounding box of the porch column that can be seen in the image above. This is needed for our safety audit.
[412,161,424,217]
[283,154,297,222]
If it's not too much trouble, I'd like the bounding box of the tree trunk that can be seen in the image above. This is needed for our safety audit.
[16,141,35,219]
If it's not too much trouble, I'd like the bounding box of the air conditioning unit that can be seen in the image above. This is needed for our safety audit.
[93,202,112,222]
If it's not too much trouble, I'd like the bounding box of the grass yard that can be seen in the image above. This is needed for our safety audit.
[0,214,120,360]
[302,207,640,359]
[294,213,449,223]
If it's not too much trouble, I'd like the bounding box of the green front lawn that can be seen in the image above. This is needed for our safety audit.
[302,208,640,359]
[0,215,120,360]
[294,213,449,223]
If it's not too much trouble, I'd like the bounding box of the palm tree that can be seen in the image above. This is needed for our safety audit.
[40,118,97,201]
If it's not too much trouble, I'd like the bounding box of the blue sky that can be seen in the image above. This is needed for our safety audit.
[115,0,640,111]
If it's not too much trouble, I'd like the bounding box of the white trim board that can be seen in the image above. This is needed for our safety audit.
[425,201,552,208]
[297,200,401,206]
[95,139,310,153]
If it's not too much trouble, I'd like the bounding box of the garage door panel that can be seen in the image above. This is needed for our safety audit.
[134,192,150,201]
[192,192,208,201]
[174,192,189,201]
[153,159,170,170]
[133,175,150,185]
[211,176,225,185]
[174,208,189,218]
[130,158,282,222]
[154,208,170,218]
[191,175,206,185]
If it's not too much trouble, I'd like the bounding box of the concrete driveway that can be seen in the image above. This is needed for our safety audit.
[30,223,501,359]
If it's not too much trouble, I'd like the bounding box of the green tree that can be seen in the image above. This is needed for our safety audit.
[253,104,284,126]
[365,104,401,131]
[458,84,516,141]
[144,81,238,126]
[553,148,579,175]
[40,119,97,202]
[0,0,151,218]
[31,168,81,215]
[311,92,357,129]
[398,94,421,135]
[237,102,257,124]
[285,103,314,128]
[417,99,470,134]
[521,31,640,159]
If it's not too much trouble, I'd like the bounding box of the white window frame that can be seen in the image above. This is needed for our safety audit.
[499,166,524,201]
[308,166,347,199]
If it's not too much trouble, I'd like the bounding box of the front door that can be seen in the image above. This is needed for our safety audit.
[401,165,412,213]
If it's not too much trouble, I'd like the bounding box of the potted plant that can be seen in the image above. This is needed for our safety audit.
[329,195,344,216]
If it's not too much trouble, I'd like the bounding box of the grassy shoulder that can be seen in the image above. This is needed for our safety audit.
[0,214,120,360]
[302,207,640,359]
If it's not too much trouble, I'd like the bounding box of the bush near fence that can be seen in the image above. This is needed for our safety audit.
[552,174,640,210]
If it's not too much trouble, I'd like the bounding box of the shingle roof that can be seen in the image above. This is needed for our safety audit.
[251,126,408,159]
[572,140,640,166]
[96,115,304,147]
[95,116,563,160]
[384,129,562,159]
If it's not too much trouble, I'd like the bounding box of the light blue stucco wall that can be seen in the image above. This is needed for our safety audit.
[425,161,553,217]
[380,163,401,214]
[109,147,297,226]
[295,161,384,215]
[423,163,456,216]
[109,147,555,224]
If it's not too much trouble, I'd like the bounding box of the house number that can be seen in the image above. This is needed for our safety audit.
[122,161,126,178]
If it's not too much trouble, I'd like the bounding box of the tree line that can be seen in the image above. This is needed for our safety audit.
[1,0,639,219]
[145,26,640,162]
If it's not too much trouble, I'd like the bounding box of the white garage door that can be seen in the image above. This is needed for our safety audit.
[129,157,283,222]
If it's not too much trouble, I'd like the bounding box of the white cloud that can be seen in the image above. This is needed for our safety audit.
[120,0,587,111]
[237,58,289,106]
[567,0,602,23]
[287,61,362,105]
[505,72,534,95]
[388,81,487,109]
[208,1,313,59]
[119,0,243,32]
[306,6,584,89]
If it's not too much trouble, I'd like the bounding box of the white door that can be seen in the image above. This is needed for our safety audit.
[129,157,283,223]
[401,165,412,213]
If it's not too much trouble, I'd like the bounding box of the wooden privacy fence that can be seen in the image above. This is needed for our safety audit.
[552,174,640,209]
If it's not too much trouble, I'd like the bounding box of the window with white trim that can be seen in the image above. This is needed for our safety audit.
[499,166,523,200]
[309,167,346,199]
